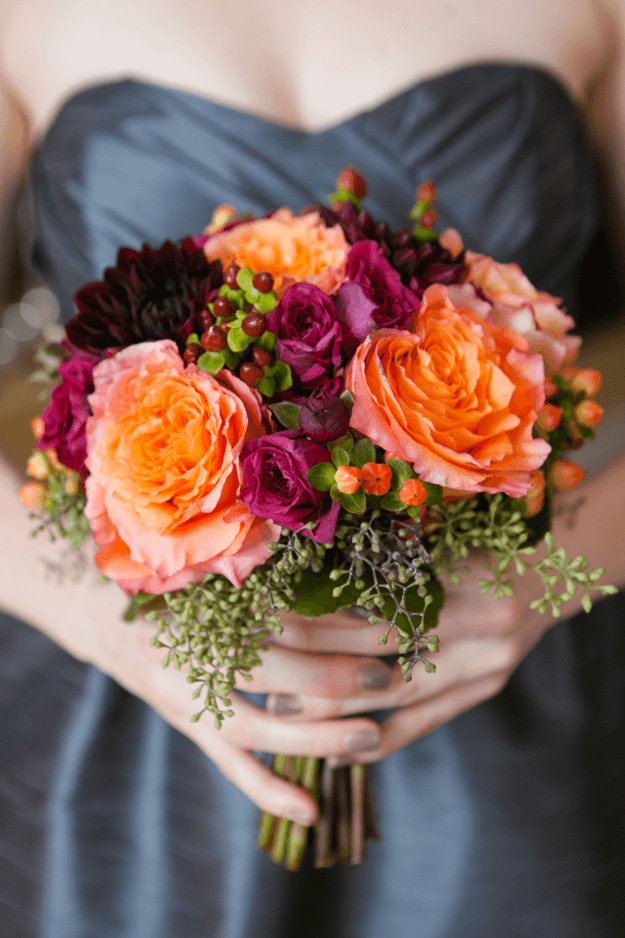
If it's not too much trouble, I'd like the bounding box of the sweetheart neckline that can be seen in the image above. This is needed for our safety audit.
[38,60,582,145]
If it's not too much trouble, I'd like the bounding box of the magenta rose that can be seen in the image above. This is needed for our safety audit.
[38,352,99,472]
[240,430,340,543]
[265,283,343,389]
[335,240,421,355]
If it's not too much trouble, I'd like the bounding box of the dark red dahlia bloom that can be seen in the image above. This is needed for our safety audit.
[390,227,465,295]
[66,238,223,357]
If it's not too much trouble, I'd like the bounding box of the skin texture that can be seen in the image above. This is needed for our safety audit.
[1,0,625,824]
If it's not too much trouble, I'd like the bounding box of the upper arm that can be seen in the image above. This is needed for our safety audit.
[584,1,625,263]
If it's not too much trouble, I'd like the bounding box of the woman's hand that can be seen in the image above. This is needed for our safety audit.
[264,553,549,765]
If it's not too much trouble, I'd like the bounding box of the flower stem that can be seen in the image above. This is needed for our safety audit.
[350,764,365,863]
[336,766,351,862]
[314,760,336,868]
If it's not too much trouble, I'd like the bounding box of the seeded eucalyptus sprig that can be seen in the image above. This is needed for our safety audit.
[426,493,617,614]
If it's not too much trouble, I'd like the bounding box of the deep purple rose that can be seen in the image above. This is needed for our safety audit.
[240,430,340,544]
[265,283,343,389]
[38,352,98,472]
[298,388,350,443]
[335,241,421,355]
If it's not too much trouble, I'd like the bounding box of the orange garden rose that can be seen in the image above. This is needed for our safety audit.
[345,284,551,498]
[84,340,279,594]
[203,208,349,295]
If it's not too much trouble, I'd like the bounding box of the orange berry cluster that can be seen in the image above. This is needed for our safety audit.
[525,366,604,517]
[334,462,428,506]
[18,416,81,510]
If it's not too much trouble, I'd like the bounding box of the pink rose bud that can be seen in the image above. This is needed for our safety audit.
[19,481,47,509]
[26,452,51,480]
[544,376,558,399]
[334,465,364,494]
[439,228,464,259]
[523,470,545,518]
[416,181,436,204]
[30,415,45,440]
[336,166,368,200]
[361,463,392,497]
[536,402,563,433]
[549,459,585,491]
[575,399,604,428]
[559,367,602,398]
[206,203,238,234]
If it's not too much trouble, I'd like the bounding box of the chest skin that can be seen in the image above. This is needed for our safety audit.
[0,0,610,138]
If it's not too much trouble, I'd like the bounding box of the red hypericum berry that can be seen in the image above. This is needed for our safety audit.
[224,263,241,288]
[417,180,436,203]
[252,271,275,293]
[241,311,267,337]
[239,362,264,386]
[213,296,235,319]
[196,309,215,332]
[251,346,272,367]
[336,166,368,200]
[183,343,204,365]
[201,326,228,351]
[421,209,436,228]
[549,459,585,491]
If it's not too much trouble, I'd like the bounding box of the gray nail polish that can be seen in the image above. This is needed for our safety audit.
[357,662,392,690]
[343,729,381,753]
[270,694,303,716]
[290,809,312,826]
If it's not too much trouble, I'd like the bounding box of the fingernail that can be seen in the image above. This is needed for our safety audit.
[269,694,303,716]
[289,809,313,826]
[343,729,381,753]
[357,661,392,690]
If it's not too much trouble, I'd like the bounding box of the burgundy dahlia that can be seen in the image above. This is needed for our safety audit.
[66,239,223,357]
[38,351,98,473]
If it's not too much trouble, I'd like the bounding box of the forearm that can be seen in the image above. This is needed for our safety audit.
[0,449,128,663]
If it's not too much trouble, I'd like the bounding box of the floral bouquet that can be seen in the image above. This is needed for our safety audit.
[21,169,615,870]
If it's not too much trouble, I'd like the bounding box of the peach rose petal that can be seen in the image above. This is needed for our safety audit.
[203,207,349,296]
[85,340,279,594]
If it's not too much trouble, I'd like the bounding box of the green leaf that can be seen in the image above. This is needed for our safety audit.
[327,435,354,453]
[339,487,366,514]
[256,330,276,353]
[256,374,277,397]
[186,332,201,346]
[197,350,225,374]
[255,292,277,314]
[236,267,255,292]
[387,458,414,489]
[307,462,336,492]
[351,438,376,468]
[227,327,253,353]
[380,490,406,512]
[123,592,155,622]
[340,389,354,413]
[422,481,443,505]
[270,402,302,429]
[271,360,292,392]
[331,447,350,469]
[243,286,261,304]
[330,483,341,502]
[223,347,239,370]
[290,565,364,618]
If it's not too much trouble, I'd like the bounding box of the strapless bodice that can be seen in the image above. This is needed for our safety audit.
[27,63,598,323]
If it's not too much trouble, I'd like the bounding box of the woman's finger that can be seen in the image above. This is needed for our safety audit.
[273,611,404,656]
[266,636,520,720]
[235,643,393,695]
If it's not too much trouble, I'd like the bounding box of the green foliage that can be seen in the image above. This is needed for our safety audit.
[31,471,91,549]
[426,493,614,614]
[307,462,335,491]
[270,402,302,429]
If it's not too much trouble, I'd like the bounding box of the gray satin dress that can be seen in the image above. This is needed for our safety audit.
[1,64,624,938]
